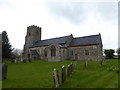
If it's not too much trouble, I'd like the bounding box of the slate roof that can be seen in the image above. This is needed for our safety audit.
[69,34,100,47]
[30,35,70,48]
[30,50,39,55]
[30,34,100,48]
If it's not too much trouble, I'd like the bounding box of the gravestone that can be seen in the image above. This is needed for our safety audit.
[62,65,66,83]
[28,58,31,62]
[21,58,23,62]
[100,60,103,66]
[2,64,7,80]
[14,59,18,64]
[53,69,60,88]
[23,59,26,63]
[67,64,70,77]
[84,60,88,68]
[70,63,74,73]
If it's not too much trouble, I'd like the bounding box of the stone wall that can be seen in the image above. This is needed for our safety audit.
[29,44,103,61]
[68,45,100,61]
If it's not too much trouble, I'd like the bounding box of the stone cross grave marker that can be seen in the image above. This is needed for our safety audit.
[62,65,66,83]
[53,69,60,88]
[2,64,7,80]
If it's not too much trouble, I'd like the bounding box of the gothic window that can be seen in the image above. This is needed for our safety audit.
[85,50,89,56]
[44,48,47,56]
[51,45,56,56]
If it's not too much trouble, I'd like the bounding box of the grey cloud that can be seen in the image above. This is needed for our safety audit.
[46,2,85,25]
[46,2,117,25]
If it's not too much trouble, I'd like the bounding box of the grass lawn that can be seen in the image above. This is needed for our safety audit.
[2,59,119,88]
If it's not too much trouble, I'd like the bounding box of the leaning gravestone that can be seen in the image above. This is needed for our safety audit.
[2,64,7,80]
[53,69,60,88]
[62,65,66,83]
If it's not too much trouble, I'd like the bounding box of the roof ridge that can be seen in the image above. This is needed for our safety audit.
[41,35,71,41]
[74,34,99,39]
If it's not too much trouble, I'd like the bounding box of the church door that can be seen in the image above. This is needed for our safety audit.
[75,54,78,60]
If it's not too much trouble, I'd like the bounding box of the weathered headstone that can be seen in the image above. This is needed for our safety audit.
[70,63,74,73]
[67,64,70,77]
[28,58,31,62]
[53,69,60,88]
[84,60,88,68]
[21,58,23,62]
[62,65,66,83]
[100,60,103,66]
[14,59,18,64]
[2,64,7,80]
[23,59,26,63]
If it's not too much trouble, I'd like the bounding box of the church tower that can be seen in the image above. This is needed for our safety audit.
[23,25,41,60]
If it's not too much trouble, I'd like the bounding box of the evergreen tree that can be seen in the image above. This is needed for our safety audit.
[2,31,13,60]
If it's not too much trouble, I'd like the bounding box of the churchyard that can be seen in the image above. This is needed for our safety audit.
[2,59,119,88]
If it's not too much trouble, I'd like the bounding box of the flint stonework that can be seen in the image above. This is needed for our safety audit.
[23,25,103,61]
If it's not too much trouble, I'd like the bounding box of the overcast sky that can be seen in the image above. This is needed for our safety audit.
[0,0,118,51]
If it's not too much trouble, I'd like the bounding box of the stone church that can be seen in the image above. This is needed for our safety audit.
[23,25,103,61]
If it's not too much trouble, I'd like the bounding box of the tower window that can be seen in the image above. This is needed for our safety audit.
[29,32,31,36]
[51,45,56,56]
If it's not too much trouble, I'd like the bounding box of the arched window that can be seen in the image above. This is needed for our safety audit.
[51,45,56,56]
[44,48,47,56]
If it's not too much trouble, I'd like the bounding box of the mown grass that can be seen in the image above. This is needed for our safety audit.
[2,60,74,88]
[60,59,119,88]
[2,59,119,88]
